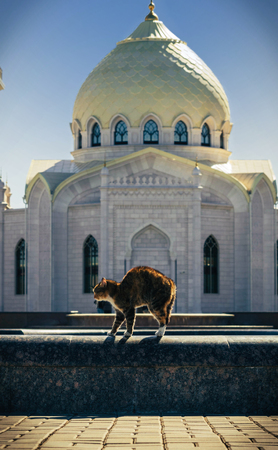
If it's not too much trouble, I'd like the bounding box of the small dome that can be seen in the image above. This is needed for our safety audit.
[73,12,230,131]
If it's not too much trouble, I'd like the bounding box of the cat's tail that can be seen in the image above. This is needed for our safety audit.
[166,281,177,324]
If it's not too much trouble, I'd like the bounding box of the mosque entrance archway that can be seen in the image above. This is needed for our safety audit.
[130,224,171,277]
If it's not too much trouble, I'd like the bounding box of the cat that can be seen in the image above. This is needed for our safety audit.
[93,266,176,337]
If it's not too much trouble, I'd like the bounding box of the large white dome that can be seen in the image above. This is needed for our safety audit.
[73,9,230,131]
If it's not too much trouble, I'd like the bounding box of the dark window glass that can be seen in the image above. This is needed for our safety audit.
[91,123,101,147]
[84,235,98,293]
[174,120,188,145]
[201,123,210,147]
[78,130,82,149]
[16,239,26,295]
[114,120,128,145]
[204,235,218,294]
[143,120,159,144]
[220,131,224,149]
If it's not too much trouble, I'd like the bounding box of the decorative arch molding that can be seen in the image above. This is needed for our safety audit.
[86,116,102,147]
[219,120,233,150]
[172,113,193,145]
[126,223,176,279]
[72,119,82,134]
[201,186,233,207]
[201,115,216,131]
[26,175,52,205]
[72,119,83,151]
[139,113,163,145]
[109,114,131,145]
[221,120,233,134]
[251,174,276,204]
[126,222,175,259]
[200,115,216,147]
[202,172,249,213]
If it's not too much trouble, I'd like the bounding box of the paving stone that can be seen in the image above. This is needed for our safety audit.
[263,447,278,449]
[71,446,102,450]
[40,443,74,448]
[229,447,260,450]
[167,445,195,449]
[46,434,80,441]
[106,437,133,444]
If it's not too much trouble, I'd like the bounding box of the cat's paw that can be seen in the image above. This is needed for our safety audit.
[155,326,166,337]
[124,331,132,338]
[107,331,116,336]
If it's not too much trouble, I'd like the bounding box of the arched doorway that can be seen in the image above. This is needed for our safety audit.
[131,225,171,277]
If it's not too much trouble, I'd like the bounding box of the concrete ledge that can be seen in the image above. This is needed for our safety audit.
[0,335,278,415]
[1,312,278,329]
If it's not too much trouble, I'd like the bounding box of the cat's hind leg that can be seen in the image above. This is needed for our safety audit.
[166,293,176,324]
[108,309,125,336]
[123,307,135,337]
[149,306,167,337]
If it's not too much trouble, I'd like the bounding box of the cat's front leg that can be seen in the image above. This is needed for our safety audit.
[124,307,135,337]
[108,309,125,336]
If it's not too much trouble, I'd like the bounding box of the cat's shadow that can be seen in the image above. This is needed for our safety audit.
[140,335,162,344]
[103,334,131,345]
[104,335,116,344]
[103,334,162,345]
[118,335,162,345]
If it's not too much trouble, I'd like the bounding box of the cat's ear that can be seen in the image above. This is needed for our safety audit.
[100,277,107,287]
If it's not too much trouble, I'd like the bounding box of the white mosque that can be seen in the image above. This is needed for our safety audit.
[0,2,277,313]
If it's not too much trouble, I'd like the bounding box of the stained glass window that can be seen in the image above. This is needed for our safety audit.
[16,239,26,295]
[91,123,101,147]
[143,120,159,144]
[201,123,210,147]
[204,235,218,294]
[114,120,128,145]
[84,235,98,293]
[174,121,188,145]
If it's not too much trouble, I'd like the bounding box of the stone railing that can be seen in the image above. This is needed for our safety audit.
[109,174,192,187]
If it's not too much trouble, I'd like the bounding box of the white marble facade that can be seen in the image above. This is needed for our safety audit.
[0,7,277,313]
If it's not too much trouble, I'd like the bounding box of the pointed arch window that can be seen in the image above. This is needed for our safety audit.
[204,235,218,294]
[78,130,82,149]
[84,235,98,293]
[16,239,26,295]
[91,123,101,147]
[143,120,159,144]
[220,130,224,149]
[174,120,188,145]
[201,123,210,147]
[114,120,128,145]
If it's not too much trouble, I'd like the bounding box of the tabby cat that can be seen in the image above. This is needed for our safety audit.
[93,266,176,337]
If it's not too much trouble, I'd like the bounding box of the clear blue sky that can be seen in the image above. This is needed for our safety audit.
[0,0,278,208]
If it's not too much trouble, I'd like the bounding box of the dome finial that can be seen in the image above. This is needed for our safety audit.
[145,0,159,21]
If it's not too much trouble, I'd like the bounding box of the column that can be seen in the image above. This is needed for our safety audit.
[100,166,109,279]
[188,165,203,313]
[0,180,7,311]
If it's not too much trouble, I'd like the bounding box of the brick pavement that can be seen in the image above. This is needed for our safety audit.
[0,415,277,449]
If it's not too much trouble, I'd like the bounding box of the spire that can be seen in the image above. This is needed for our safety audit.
[145,0,159,21]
